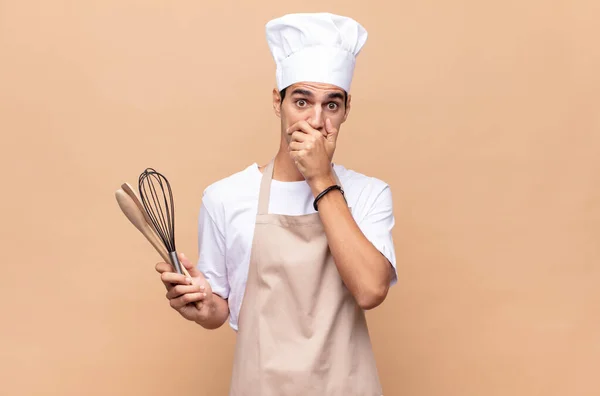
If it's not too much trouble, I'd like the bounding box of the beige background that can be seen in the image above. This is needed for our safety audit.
[1,0,599,395]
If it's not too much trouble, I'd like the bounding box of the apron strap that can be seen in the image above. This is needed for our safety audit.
[257,159,275,215]
[257,159,343,215]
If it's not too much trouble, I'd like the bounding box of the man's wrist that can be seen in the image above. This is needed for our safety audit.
[309,173,337,197]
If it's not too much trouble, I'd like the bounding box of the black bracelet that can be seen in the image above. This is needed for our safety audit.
[313,185,345,211]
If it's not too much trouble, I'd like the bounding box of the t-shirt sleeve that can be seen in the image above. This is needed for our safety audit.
[196,192,230,299]
[357,183,398,286]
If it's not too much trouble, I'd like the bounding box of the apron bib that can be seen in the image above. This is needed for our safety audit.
[229,159,383,396]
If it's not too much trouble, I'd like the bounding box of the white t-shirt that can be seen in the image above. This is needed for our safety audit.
[196,162,398,331]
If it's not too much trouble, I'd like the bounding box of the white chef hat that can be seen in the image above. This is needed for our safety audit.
[265,12,368,92]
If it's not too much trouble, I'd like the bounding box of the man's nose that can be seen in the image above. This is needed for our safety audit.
[307,107,325,133]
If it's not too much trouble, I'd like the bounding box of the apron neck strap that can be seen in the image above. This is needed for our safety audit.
[258,159,275,215]
[257,159,343,215]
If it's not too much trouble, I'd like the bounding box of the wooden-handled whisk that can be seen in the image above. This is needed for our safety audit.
[115,170,201,310]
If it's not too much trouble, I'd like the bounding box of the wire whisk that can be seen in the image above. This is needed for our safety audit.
[138,168,183,274]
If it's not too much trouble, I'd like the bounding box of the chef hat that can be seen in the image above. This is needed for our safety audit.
[265,12,368,92]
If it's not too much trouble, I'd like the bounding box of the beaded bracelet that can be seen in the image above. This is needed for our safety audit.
[313,185,345,211]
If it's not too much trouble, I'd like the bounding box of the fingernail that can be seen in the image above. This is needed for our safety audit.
[185,277,192,284]
[199,286,205,291]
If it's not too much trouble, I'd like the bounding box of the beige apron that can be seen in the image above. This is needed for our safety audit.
[228,159,383,396]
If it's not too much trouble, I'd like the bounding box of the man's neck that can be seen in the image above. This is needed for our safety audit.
[270,149,305,182]
[256,136,306,181]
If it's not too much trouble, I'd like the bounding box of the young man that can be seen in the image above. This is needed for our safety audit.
[156,12,398,395]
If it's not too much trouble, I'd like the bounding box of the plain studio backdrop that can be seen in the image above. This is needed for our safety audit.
[1,1,599,395]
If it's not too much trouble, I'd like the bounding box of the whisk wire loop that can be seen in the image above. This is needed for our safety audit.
[138,168,182,273]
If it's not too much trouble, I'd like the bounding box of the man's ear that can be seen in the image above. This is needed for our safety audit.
[273,88,282,118]
[343,93,352,123]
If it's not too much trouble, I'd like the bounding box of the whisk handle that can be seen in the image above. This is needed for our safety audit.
[169,251,184,275]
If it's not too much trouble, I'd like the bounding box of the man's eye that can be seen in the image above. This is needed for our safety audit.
[296,100,307,107]
[328,103,338,110]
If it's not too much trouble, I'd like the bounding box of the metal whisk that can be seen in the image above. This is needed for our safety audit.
[138,168,183,274]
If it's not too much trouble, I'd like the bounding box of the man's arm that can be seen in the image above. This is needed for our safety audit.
[310,177,394,310]
[158,190,231,329]
[287,118,396,309]
[194,192,231,328]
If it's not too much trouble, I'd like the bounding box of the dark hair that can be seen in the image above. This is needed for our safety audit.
[280,87,348,107]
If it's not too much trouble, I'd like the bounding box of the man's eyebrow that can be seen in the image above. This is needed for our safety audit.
[290,88,314,97]
[325,92,344,101]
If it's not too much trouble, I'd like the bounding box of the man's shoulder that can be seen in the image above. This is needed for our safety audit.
[333,163,390,193]
[201,163,260,207]
[334,163,394,219]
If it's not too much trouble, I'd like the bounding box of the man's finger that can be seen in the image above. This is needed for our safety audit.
[287,120,318,137]
[290,131,309,143]
[286,120,307,134]
[161,271,192,286]
[170,293,206,309]
[157,262,178,290]
[155,261,174,273]
[288,141,303,152]
[166,284,204,300]
[325,118,337,136]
